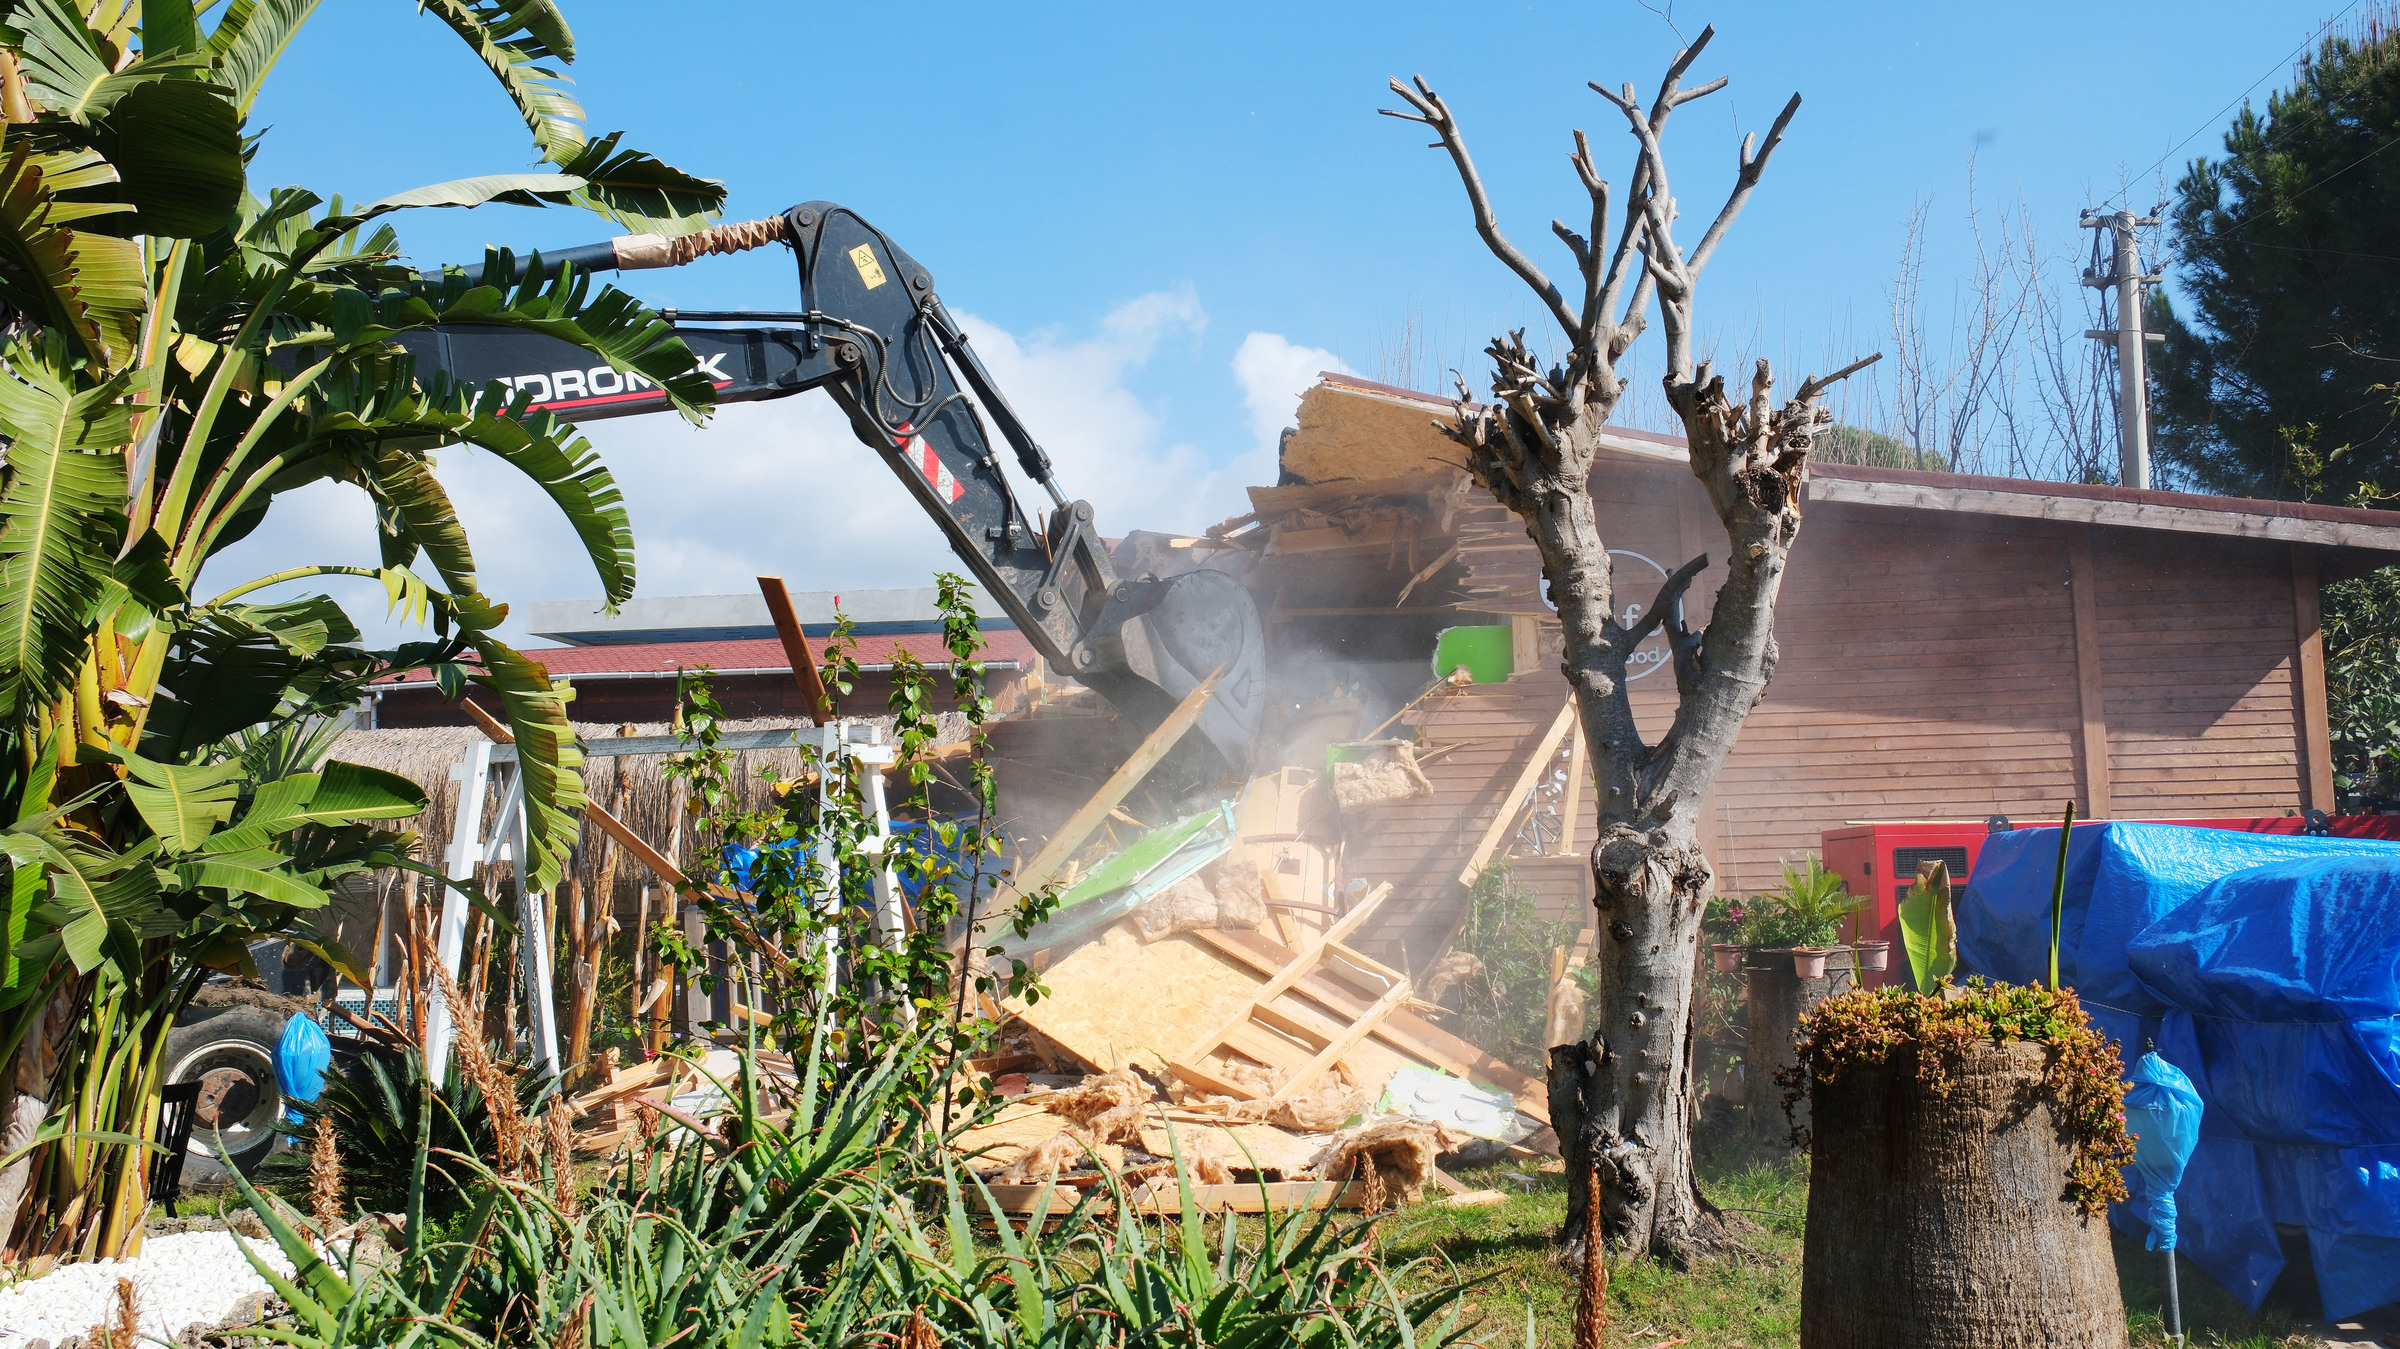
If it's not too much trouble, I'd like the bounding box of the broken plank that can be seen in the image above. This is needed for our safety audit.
[1459,697,1578,885]
[996,666,1224,907]
[1270,974,1413,1102]
[1169,882,1391,1071]
[1186,926,1551,1125]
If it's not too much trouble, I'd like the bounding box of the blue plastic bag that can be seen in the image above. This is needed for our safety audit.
[2124,1048,2204,1251]
[275,1013,332,1122]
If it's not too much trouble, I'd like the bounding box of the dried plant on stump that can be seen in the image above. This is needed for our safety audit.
[1385,26,1877,1266]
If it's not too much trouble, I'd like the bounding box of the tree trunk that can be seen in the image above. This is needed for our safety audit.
[1801,1040,2128,1348]
[1745,948,1857,1134]
[1554,826,1730,1267]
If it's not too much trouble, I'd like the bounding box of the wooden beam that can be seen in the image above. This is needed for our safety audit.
[2066,526,2113,819]
[756,575,834,721]
[995,666,1223,906]
[1808,472,2400,554]
[1268,974,1412,1102]
[2293,544,2337,812]
[1182,925,1550,1125]
[1459,697,1578,885]
[1553,704,1586,856]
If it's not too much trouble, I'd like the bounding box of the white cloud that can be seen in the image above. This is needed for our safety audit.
[199,293,1353,649]
[1233,332,1353,464]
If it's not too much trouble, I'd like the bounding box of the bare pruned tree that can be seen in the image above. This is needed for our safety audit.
[2018,222,2119,484]
[1385,28,1876,1266]
[1879,163,2035,476]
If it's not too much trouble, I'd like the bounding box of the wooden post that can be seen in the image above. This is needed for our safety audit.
[1553,703,1586,857]
[757,575,835,721]
[2293,543,2336,812]
[2066,525,2113,819]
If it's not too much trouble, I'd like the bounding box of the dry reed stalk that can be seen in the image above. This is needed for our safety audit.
[547,1100,578,1218]
[309,1116,342,1236]
[404,872,429,1048]
[437,965,528,1178]
[554,1292,592,1349]
[113,1275,137,1346]
[1574,1165,1608,1349]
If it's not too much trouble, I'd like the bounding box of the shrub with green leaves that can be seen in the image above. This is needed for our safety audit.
[224,1027,1481,1348]
[1450,861,1581,1073]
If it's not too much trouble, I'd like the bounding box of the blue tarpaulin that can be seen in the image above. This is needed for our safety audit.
[276,1013,332,1122]
[2123,1050,2204,1251]
[1959,823,2400,1320]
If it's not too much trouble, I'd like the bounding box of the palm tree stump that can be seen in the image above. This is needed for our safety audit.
[1745,948,1855,1135]
[1799,1039,2128,1348]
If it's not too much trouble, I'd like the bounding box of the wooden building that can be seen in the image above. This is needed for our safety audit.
[1241,374,2400,967]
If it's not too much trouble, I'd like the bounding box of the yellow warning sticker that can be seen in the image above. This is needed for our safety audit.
[848,243,887,290]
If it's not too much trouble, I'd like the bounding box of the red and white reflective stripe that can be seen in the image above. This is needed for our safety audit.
[894,422,963,503]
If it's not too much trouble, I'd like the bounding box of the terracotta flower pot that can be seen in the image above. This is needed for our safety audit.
[1712,943,1744,974]
[1792,947,1831,979]
[1854,941,1891,972]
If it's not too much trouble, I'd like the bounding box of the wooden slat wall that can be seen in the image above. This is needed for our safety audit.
[1337,456,2322,967]
[2094,530,2302,818]
[1703,507,2085,896]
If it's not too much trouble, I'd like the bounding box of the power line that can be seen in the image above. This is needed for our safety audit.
[2105,1,2364,208]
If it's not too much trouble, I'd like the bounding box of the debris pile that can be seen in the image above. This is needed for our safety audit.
[952,760,1558,1214]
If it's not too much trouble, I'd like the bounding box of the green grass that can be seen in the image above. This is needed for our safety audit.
[1371,1121,2329,1349]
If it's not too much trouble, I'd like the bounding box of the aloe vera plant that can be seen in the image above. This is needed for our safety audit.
[1898,859,1957,994]
[216,1017,1484,1347]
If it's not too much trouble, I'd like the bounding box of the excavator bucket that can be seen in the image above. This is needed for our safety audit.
[1081,567,1266,781]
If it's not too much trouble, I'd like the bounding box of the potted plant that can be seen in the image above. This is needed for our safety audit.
[1739,856,1867,978]
[1778,844,2135,1347]
[1705,896,1748,973]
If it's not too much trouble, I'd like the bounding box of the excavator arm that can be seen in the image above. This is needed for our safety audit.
[395,203,1263,777]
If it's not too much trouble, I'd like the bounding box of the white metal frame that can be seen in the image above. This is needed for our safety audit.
[428,743,560,1089]
[424,717,908,1079]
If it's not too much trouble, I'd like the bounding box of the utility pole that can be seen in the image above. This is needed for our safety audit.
[2081,208,2165,490]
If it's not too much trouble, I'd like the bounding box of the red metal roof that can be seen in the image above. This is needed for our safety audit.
[377,629,1034,684]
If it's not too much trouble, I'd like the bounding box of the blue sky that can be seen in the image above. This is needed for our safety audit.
[209,0,2338,644]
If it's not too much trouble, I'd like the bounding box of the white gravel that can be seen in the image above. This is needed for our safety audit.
[0,1230,296,1345]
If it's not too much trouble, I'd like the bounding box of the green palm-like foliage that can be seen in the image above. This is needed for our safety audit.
[0,0,726,1262]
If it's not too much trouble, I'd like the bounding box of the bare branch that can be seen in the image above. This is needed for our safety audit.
[1384,75,1581,338]
[1685,92,1802,275]
[1621,552,1709,647]
[1552,219,1592,274]
[1799,352,1884,401]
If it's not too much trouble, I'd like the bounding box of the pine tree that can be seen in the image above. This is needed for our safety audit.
[2154,10,2400,500]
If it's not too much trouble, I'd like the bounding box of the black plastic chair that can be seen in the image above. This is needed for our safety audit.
[150,1080,203,1213]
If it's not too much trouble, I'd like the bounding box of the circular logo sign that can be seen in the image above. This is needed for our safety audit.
[1542,549,1682,682]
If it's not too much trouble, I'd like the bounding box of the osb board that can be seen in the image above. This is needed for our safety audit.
[1013,925,1263,1076]
[1013,925,1427,1106]
[1278,381,1458,486]
[1140,1121,1325,1178]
